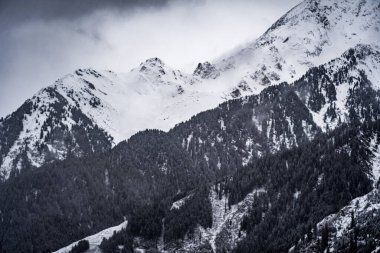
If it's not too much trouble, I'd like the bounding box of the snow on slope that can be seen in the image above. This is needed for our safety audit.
[175,187,267,252]
[0,56,233,178]
[54,221,128,253]
[0,85,113,179]
[211,0,380,97]
[0,90,61,173]
[296,43,380,131]
[52,59,201,143]
[0,58,221,179]
[370,135,380,187]
[310,188,380,252]
[291,138,380,252]
[22,0,380,144]
[1,0,380,179]
[170,193,194,210]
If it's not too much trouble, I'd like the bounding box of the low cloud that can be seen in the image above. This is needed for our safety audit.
[0,0,300,117]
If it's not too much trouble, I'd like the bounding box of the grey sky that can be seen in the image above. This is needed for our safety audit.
[0,0,301,117]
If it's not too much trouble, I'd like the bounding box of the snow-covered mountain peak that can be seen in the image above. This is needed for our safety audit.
[138,57,167,75]
[74,68,105,78]
[1,0,379,180]
[193,61,220,79]
[211,0,380,98]
[130,57,197,89]
[140,57,164,67]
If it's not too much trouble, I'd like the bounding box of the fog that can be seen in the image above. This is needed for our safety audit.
[0,0,300,117]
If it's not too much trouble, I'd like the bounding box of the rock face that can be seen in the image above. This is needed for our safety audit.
[193,62,220,79]
[0,86,113,180]
[0,60,198,179]
[1,0,380,252]
[2,46,380,252]
[213,0,380,96]
[1,0,379,180]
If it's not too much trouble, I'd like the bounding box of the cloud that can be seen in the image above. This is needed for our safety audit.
[0,0,168,25]
[0,0,301,117]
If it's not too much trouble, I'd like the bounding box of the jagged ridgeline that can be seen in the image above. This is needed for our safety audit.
[0,46,379,252]
[0,0,380,252]
[0,87,113,180]
[1,0,379,180]
[0,82,316,252]
[293,44,380,130]
[1,66,380,252]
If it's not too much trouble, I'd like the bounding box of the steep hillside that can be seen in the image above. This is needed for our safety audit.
[1,0,380,252]
[211,0,380,97]
[2,52,380,251]
[0,129,202,252]
[1,0,379,180]
[0,80,319,252]
[0,59,202,179]
[0,87,112,180]
[293,44,380,130]
[97,121,380,253]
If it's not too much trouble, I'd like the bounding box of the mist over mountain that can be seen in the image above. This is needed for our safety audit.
[0,0,379,252]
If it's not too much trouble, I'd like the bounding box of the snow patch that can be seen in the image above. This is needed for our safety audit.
[179,187,267,252]
[54,220,128,253]
[170,194,194,210]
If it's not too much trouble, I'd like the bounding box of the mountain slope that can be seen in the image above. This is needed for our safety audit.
[211,0,380,97]
[0,87,113,180]
[291,135,380,253]
[65,44,380,252]
[293,188,380,253]
[0,59,204,179]
[1,0,379,180]
[0,129,202,252]
[0,79,320,252]
[293,44,380,130]
[2,43,380,250]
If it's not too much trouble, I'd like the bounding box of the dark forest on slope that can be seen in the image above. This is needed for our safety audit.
[1,84,380,253]
[1,45,380,252]
[99,120,380,253]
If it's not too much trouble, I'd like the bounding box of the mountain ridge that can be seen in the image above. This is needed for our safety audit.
[1,0,379,179]
[1,0,380,252]
[2,44,380,251]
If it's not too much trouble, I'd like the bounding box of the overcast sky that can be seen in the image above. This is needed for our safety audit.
[0,0,300,117]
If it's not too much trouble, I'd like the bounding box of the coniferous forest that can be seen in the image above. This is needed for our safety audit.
[1,0,380,252]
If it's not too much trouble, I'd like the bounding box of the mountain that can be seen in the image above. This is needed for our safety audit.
[0,80,318,252]
[0,86,113,180]
[1,0,379,180]
[293,44,380,130]
[0,59,203,179]
[1,0,380,252]
[1,44,380,252]
[169,122,379,253]
[51,42,380,252]
[212,0,380,97]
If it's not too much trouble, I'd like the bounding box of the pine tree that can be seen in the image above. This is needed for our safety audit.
[321,224,329,250]
[350,211,355,229]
